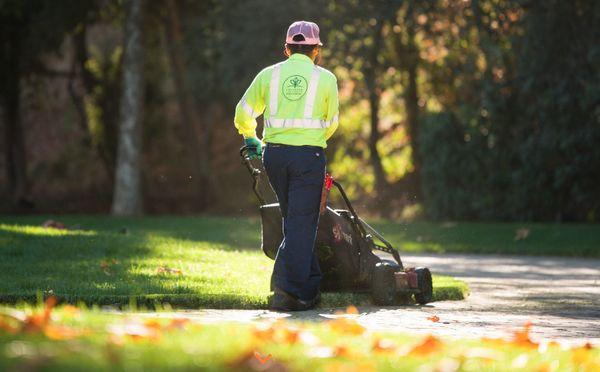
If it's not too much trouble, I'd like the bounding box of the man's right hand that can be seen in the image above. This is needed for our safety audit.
[244,137,263,159]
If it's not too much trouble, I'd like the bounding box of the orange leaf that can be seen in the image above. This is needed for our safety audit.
[44,325,85,340]
[427,315,440,322]
[23,296,57,333]
[144,319,163,330]
[253,351,272,365]
[251,322,276,342]
[345,305,359,314]
[327,318,365,335]
[407,335,444,357]
[167,318,190,330]
[511,322,538,349]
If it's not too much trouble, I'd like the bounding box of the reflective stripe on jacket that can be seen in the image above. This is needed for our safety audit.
[234,53,339,148]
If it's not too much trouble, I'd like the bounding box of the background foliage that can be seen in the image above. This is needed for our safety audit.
[0,0,598,221]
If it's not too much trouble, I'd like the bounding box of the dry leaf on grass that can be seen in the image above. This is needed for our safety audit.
[251,321,319,346]
[0,297,86,341]
[514,228,531,241]
[44,325,87,340]
[42,220,66,229]
[253,351,272,364]
[100,259,119,276]
[228,349,288,372]
[167,318,191,330]
[327,318,365,335]
[156,266,182,275]
[402,335,444,357]
[511,322,538,349]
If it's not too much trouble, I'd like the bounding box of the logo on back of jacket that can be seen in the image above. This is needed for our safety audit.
[282,75,308,101]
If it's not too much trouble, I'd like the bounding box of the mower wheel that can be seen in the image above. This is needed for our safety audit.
[371,263,397,306]
[414,267,433,305]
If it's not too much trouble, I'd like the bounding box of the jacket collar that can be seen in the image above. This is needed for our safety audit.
[289,53,314,64]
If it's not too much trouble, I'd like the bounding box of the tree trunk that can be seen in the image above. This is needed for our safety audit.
[112,0,144,216]
[164,0,212,208]
[4,24,32,211]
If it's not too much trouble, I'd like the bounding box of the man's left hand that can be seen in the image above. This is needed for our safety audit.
[244,137,263,159]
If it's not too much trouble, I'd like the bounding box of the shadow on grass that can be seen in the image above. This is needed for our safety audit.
[0,224,268,309]
[0,218,469,310]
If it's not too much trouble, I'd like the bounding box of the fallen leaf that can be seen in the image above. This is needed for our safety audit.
[228,349,288,372]
[42,220,66,229]
[427,315,440,322]
[44,325,85,340]
[253,351,272,364]
[167,318,190,330]
[252,322,276,342]
[511,322,538,349]
[156,266,182,275]
[345,305,359,314]
[571,344,595,367]
[514,228,531,241]
[23,296,57,333]
[406,335,444,357]
[100,259,118,276]
[327,318,365,335]
[144,319,163,331]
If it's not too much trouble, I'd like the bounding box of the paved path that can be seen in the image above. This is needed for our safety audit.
[148,254,600,345]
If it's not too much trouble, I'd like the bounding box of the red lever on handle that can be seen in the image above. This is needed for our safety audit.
[320,173,334,215]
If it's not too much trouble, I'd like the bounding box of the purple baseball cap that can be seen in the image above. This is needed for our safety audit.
[286,21,322,46]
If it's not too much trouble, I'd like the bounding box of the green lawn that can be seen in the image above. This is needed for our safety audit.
[0,303,597,371]
[373,221,600,257]
[0,216,466,308]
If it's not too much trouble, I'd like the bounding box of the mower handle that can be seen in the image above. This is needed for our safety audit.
[240,146,266,205]
[331,179,403,267]
[240,146,403,267]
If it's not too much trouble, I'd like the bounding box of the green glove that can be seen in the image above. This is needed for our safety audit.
[244,137,263,159]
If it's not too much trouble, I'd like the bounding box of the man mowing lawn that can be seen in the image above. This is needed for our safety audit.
[234,21,339,311]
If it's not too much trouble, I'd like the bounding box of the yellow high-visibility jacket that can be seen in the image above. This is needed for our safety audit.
[234,53,339,148]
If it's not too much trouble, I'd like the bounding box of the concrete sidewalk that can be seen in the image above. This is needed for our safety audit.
[146,254,600,345]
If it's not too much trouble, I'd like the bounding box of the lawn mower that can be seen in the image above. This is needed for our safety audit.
[241,147,433,305]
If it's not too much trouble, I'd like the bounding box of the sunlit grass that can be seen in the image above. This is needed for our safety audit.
[0,224,97,237]
[0,216,467,308]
